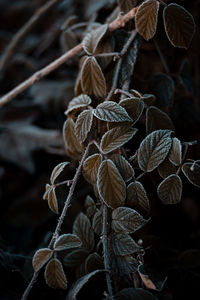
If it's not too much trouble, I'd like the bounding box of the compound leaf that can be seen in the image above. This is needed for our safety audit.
[44,258,67,289]
[157,174,182,204]
[94,101,132,122]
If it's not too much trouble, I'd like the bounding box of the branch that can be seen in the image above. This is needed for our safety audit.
[21,141,92,300]
[0,7,139,108]
[0,0,62,71]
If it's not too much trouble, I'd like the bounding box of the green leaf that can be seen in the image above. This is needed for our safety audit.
[112,207,148,233]
[158,159,177,179]
[97,159,126,208]
[135,0,160,40]
[100,126,138,154]
[73,213,95,250]
[50,162,69,185]
[119,97,144,125]
[182,162,200,188]
[163,3,195,49]
[54,234,82,251]
[83,153,102,184]
[44,258,67,289]
[146,106,175,134]
[115,288,158,300]
[138,130,172,172]
[157,174,182,204]
[94,101,132,122]
[64,94,92,115]
[32,248,53,272]
[112,232,140,256]
[81,56,106,98]
[127,181,150,214]
[82,24,108,55]
[169,137,182,166]
[75,109,94,143]
[111,154,134,182]
[67,270,105,300]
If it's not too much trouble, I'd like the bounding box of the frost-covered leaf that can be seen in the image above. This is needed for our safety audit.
[100,126,137,154]
[157,174,182,204]
[32,248,53,272]
[119,97,144,125]
[75,109,94,143]
[182,162,200,188]
[111,154,134,182]
[82,24,108,55]
[138,130,172,172]
[85,195,96,218]
[169,137,182,166]
[64,94,92,115]
[81,56,106,98]
[50,162,69,184]
[48,187,58,214]
[135,0,160,40]
[163,3,195,49]
[73,213,95,250]
[146,106,175,134]
[112,207,148,233]
[43,184,51,200]
[97,160,126,208]
[112,232,140,256]
[115,288,158,300]
[94,101,132,122]
[54,234,82,251]
[44,258,67,289]
[158,159,177,179]
[83,153,102,184]
[63,118,84,159]
[150,73,175,109]
[67,270,105,300]
[92,210,102,236]
[127,181,150,214]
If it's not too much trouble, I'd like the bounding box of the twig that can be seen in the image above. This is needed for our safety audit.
[0,0,62,71]
[0,6,139,108]
[102,204,113,299]
[21,141,92,300]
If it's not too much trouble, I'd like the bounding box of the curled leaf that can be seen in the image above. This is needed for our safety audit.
[50,162,69,184]
[64,94,92,115]
[43,184,51,200]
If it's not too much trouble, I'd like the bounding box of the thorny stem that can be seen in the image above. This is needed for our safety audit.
[21,141,93,300]
[102,204,113,299]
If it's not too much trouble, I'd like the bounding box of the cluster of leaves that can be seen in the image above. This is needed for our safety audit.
[31,0,198,299]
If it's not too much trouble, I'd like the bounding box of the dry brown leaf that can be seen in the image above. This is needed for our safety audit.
[75,109,94,143]
[48,187,59,214]
[32,248,53,272]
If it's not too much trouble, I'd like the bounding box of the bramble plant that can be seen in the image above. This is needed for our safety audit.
[0,0,198,299]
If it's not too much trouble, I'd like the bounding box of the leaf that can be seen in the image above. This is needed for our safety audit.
[44,258,67,289]
[85,195,96,218]
[66,270,105,300]
[158,159,177,179]
[179,59,194,95]
[163,3,195,49]
[146,106,175,134]
[63,118,84,159]
[81,56,106,98]
[127,181,150,214]
[150,73,175,109]
[169,137,182,166]
[119,98,144,125]
[112,232,140,256]
[64,94,92,115]
[135,0,160,40]
[83,153,102,184]
[115,288,158,300]
[141,94,155,106]
[138,130,172,172]
[48,187,59,214]
[111,154,134,182]
[54,234,82,251]
[82,24,108,55]
[75,109,94,143]
[100,126,138,154]
[94,101,132,122]
[73,213,95,250]
[157,174,182,204]
[32,248,53,272]
[85,252,103,273]
[182,162,200,188]
[112,207,148,233]
[118,0,138,13]
[97,159,126,208]
[63,249,90,268]
[92,210,103,236]
[50,162,69,184]
[43,184,51,200]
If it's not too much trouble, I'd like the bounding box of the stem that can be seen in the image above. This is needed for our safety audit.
[0,0,62,71]
[136,172,146,181]
[114,89,133,98]
[54,179,73,187]
[102,204,113,299]
[94,52,120,58]
[21,141,92,300]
